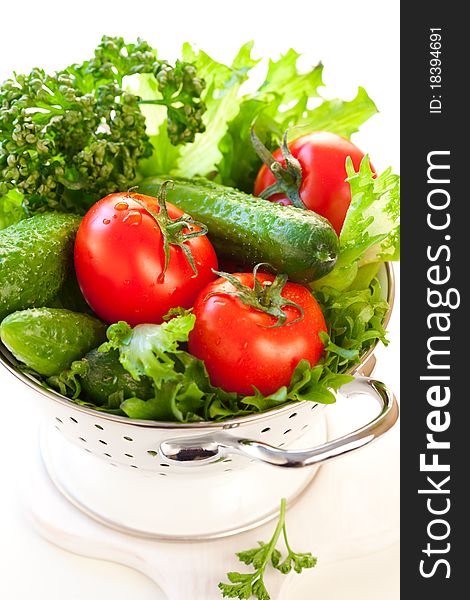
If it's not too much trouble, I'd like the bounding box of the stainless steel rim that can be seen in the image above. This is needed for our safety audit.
[0,263,395,430]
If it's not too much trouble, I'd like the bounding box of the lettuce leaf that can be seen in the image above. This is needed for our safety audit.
[137,42,258,180]
[313,157,400,291]
[100,314,196,383]
[0,188,28,230]
[177,42,259,178]
[316,279,389,374]
[135,43,378,192]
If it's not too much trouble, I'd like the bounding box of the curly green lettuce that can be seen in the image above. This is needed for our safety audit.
[313,157,400,291]
[136,44,378,192]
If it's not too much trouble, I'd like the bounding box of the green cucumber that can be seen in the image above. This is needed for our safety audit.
[0,308,106,376]
[139,176,339,283]
[50,268,94,315]
[0,213,81,320]
[79,348,154,406]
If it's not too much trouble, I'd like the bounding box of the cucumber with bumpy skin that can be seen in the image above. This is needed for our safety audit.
[0,308,106,376]
[50,268,94,315]
[139,176,339,283]
[79,348,154,406]
[0,213,81,320]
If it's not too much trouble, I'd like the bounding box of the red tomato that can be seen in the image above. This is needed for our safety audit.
[74,192,218,325]
[254,132,370,235]
[188,272,327,395]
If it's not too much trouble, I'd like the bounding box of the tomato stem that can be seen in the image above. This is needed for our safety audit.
[131,181,209,282]
[251,128,306,209]
[207,263,304,328]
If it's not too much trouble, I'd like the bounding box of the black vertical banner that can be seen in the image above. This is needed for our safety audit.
[401,5,465,596]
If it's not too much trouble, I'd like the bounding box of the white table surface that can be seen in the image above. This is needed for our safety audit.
[0,2,400,597]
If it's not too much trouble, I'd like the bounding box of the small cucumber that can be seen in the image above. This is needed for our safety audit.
[50,268,94,315]
[0,213,81,320]
[79,348,154,406]
[0,308,106,376]
[140,176,339,283]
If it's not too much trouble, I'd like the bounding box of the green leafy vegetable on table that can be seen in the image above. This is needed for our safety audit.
[219,498,317,599]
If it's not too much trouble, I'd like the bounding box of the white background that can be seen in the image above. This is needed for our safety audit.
[0,1,400,598]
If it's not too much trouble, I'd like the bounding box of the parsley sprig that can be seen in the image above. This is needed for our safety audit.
[218,498,317,599]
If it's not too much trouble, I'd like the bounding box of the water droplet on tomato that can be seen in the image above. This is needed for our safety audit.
[102,218,110,225]
[122,210,142,226]
[214,337,221,346]
[114,201,129,211]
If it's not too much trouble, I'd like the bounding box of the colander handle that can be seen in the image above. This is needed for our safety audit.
[159,376,399,468]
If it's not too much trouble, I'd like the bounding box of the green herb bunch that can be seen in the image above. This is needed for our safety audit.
[219,498,317,599]
[0,36,206,222]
